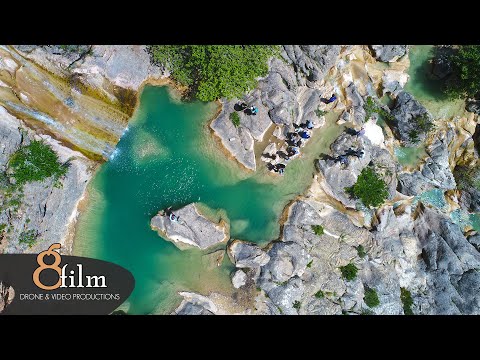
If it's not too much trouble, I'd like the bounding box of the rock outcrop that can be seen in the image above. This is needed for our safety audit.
[398,131,456,196]
[232,269,247,289]
[391,91,433,146]
[1,45,164,160]
[316,121,397,208]
[0,282,15,313]
[210,46,341,170]
[227,239,270,268]
[151,203,229,250]
[0,106,94,254]
[370,45,408,63]
[173,292,217,315]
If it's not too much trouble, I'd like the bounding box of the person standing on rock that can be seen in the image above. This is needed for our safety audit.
[327,94,337,104]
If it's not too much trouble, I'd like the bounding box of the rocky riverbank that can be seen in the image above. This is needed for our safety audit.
[176,45,480,315]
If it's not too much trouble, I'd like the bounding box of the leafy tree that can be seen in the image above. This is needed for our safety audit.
[340,263,358,281]
[364,286,380,308]
[292,300,301,310]
[445,45,480,98]
[311,225,324,236]
[8,141,68,186]
[148,45,279,101]
[346,167,389,208]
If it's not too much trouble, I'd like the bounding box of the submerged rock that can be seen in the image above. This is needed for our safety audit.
[227,240,270,268]
[370,45,408,63]
[173,292,217,315]
[151,203,229,250]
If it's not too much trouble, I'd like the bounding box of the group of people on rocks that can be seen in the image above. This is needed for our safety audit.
[236,94,338,176]
[333,127,366,166]
[265,118,317,176]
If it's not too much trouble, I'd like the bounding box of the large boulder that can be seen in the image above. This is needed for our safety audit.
[231,270,247,289]
[391,91,433,146]
[151,203,229,250]
[227,240,270,268]
[173,292,217,315]
[414,204,480,314]
[398,135,456,196]
[370,45,408,63]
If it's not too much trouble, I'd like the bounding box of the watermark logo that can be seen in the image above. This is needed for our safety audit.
[0,244,134,315]
[33,244,107,290]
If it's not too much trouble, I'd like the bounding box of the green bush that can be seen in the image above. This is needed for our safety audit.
[306,260,313,268]
[19,229,37,247]
[292,300,301,310]
[340,263,358,281]
[346,167,389,208]
[364,287,380,308]
[356,245,367,258]
[230,112,241,127]
[401,287,414,315]
[364,96,395,122]
[314,290,325,299]
[0,223,6,233]
[8,141,68,186]
[445,45,480,98]
[311,225,324,236]
[407,113,434,143]
[148,45,279,101]
[315,107,328,117]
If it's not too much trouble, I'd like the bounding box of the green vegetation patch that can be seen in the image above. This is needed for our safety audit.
[230,112,241,127]
[148,45,279,101]
[445,45,480,98]
[364,286,380,308]
[340,263,358,281]
[408,113,434,143]
[401,287,414,315]
[0,223,7,233]
[364,96,395,122]
[19,229,38,247]
[292,300,301,310]
[314,290,325,299]
[8,141,68,187]
[356,245,367,259]
[346,167,389,208]
[311,225,324,236]
[315,107,328,117]
[306,260,313,268]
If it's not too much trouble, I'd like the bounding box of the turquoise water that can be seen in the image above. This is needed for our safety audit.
[74,85,345,314]
[394,145,427,168]
[413,188,448,211]
[405,45,465,120]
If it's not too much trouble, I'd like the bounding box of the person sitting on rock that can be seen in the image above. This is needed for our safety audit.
[335,154,348,165]
[327,94,337,104]
[299,131,311,139]
[239,102,248,110]
[295,139,303,147]
[165,207,179,222]
[249,106,258,115]
[306,120,314,129]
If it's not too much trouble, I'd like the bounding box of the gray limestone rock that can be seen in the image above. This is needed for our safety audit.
[227,239,270,268]
[398,136,456,196]
[370,45,408,63]
[151,203,229,250]
[414,204,480,314]
[0,108,94,254]
[173,292,216,315]
[0,282,15,313]
[391,91,433,146]
[232,269,247,289]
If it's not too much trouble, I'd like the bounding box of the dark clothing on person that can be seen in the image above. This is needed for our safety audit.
[299,131,310,139]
